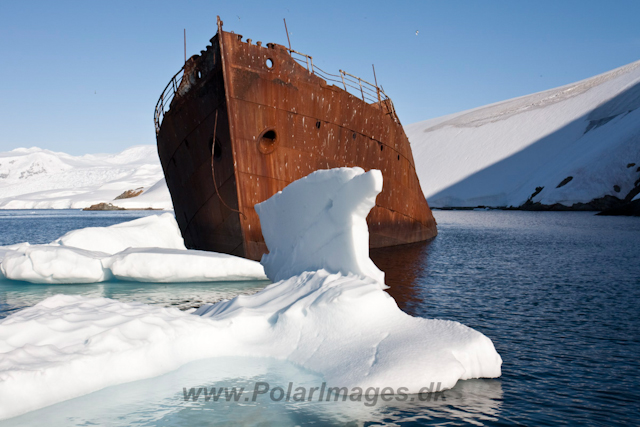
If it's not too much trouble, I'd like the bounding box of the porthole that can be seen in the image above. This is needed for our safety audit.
[258,129,278,154]
[397,154,400,161]
[353,132,357,140]
[197,70,202,79]
[316,120,321,129]
[380,144,384,151]
[266,58,274,69]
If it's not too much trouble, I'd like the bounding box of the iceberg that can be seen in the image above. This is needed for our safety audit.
[1,245,112,284]
[0,214,266,283]
[53,212,185,254]
[256,167,385,284]
[105,247,266,283]
[0,167,501,420]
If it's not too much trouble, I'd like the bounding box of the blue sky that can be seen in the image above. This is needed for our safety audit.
[0,0,638,155]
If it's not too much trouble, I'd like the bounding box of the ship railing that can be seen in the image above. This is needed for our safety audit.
[288,48,400,123]
[155,49,399,135]
[154,67,185,135]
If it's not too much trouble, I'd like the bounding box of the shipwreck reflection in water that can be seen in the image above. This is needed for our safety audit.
[370,239,434,314]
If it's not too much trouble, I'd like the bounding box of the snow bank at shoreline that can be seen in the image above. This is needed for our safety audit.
[0,168,501,420]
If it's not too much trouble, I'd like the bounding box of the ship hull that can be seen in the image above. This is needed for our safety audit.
[156,20,437,261]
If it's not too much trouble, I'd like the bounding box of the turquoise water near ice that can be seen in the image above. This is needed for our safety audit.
[1,210,639,425]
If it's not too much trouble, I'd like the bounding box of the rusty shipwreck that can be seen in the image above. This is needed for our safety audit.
[154,17,437,261]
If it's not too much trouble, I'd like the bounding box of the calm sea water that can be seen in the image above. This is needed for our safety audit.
[1,210,639,426]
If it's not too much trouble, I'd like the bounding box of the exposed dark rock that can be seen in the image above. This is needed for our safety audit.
[521,195,625,211]
[527,186,544,201]
[597,199,640,216]
[627,163,636,168]
[434,206,476,211]
[626,186,640,202]
[114,188,144,200]
[556,176,573,188]
[83,203,125,211]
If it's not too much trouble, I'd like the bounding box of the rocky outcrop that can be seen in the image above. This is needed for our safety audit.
[520,195,626,211]
[597,199,640,216]
[83,203,125,211]
[114,188,144,200]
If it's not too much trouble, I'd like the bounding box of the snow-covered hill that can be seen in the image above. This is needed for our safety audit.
[0,146,172,209]
[408,60,640,208]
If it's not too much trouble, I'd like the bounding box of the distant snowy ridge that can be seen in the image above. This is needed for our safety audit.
[0,145,172,209]
[408,60,640,208]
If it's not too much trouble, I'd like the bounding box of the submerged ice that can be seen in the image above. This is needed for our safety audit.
[0,167,501,420]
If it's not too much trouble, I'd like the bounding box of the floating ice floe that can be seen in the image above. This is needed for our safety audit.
[0,214,266,283]
[0,167,502,420]
[105,247,266,283]
[54,210,185,253]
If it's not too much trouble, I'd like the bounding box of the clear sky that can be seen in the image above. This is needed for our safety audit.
[1,0,638,155]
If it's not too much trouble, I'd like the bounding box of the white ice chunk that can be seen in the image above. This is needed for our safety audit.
[256,167,385,284]
[0,270,501,420]
[196,270,501,388]
[0,167,501,420]
[0,214,265,283]
[54,213,186,254]
[105,247,266,282]
[1,246,111,284]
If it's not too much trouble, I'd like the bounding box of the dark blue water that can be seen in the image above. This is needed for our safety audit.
[374,211,640,426]
[1,210,639,426]
[0,209,161,246]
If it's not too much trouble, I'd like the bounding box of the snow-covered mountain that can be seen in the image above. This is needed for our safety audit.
[0,146,172,209]
[408,60,640,209]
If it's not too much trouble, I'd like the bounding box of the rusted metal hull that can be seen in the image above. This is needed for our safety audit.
[156,19,437,261]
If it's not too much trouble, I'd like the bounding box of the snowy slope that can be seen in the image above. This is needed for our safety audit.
[0,146,172,209]
[407,60,640,208]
